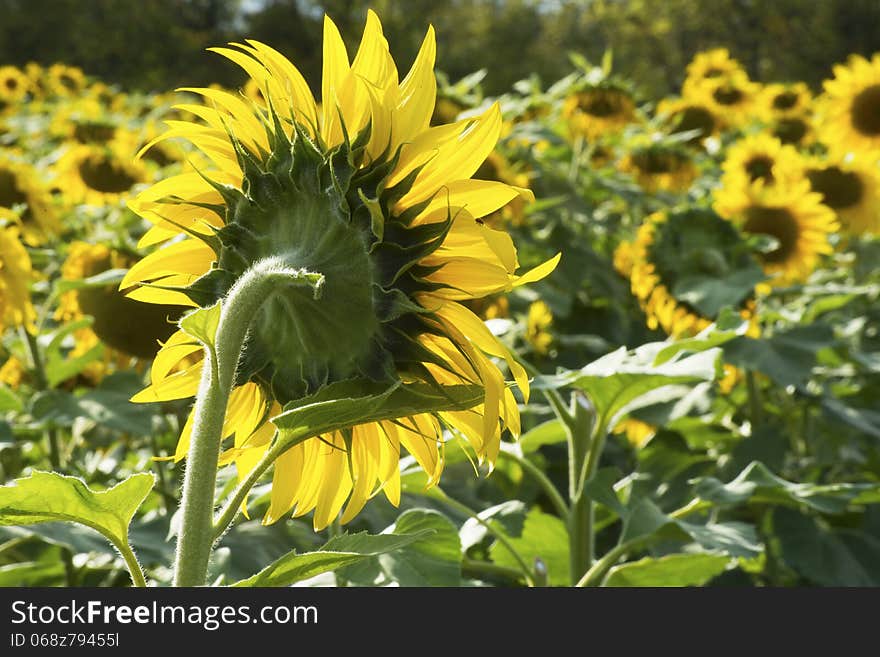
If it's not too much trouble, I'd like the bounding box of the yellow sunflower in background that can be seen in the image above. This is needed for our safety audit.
[770,113,815,147]
[49,97,119,145]
[0,353,26,388]
[55,144,149,206]
[124,11,559,530]
[688,71,760,130]
[684,48,744,91]
[656,96,720,146]
[820,53,880,158]
[621,208,762,338]
[55,242,185,383]
[719,133,806,191]
[715,178,838,284]
[760,82,812,121]
[619,141,697,193]
[0,66,30,111]
[805,155,880,235]
[612,418,655,449]
[562,84,636,140]
[45,63,87,98]
[0,224,35,334]
[0,155,59,245]
[525,300,553,355]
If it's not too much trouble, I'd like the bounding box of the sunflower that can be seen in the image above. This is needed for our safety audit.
[684,48,744,90]
[805,155,880,235]
[49,97,119,145]
[55,242,185,383]
[760,82,812,121]
[0,155,59,245]
[623,208,762,338]
[719,133,806,192]
[612,418,655,449]
[0,66,29,111]
[562,85,636,140]
[525,300,553,355]
[687,71,760,130]
[619,142,697,193]
[820,53,880,158]
[55,144,149,206]
[656,96,720,145]
[45,63,87,98]
[770,114,815,147]
[714,178,838,284]
[124,11,559,530]
[0,354,25,388]
[0,225,35,334]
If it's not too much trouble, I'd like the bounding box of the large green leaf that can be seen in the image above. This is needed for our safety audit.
[0,385,22,413]
[272,379,484,448]
[604,553,731,587]
[377,509,462,586]
[821,397,880,440]
[773,508,880,586]
[232,529,434,587]
[490,507,570,585]
[694,461,880,515]
[534,341,718,429]
[518,419,567,454]
[0,471,154,556]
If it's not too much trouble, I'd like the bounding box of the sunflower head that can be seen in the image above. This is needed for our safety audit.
[525,300,553,355]
[820,53,880,158]
[562,83,637,140]
[124,11,558,529]
[46,64,87,98]
[685,71,760,130]
[771,114,814,146]
[715,177,838,284]
[627,208,763,338]
[684,48,744,89]
[720,133,806,192]
[760,82,813,120]
[619,141,697,193]
[0,155,59,245]
[0,224,35,334]
[805,154,880,235]
[657,96,719,146]
[0,66,29,110]
[55,144,149,206]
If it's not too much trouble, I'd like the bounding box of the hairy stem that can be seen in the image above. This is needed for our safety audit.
[173,259,323,587]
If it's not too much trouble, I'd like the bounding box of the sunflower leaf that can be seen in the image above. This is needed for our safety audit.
[230,528,434,587]
[272,380,484,449]
[0,471,154,555]
[604,552,731,587]
[179,301,222,350]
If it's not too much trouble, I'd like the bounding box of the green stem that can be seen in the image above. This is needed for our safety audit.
[116,539,148,588]
[498,449,569,519]
[173,259,323,587]
[437,490,535,587]
[566,395,598,585]
[22,328,61,470]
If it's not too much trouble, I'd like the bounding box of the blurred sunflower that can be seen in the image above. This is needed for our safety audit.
[49,97,119,145]
[619,141,697,193]
[619,208,761,338]
[612,418,655,449]
[760,82,812,121]
[719,133,806,191]
[684,48,744,90]
[0,353,25,388]
[0,66,29,111]
[124,11,559,530]
[55,242,185,383]
[688,71,760,130]
[770,114,815,147]
[805,155,880,235]
[45,63,87,98]
[820,53,880,157]
[525,300,553,355]
[562,84,636,140]
[0,225,35,334]
[55,144,149,205]
[0,155,59,245]
[656,96,719,146]
[715,178,837,284]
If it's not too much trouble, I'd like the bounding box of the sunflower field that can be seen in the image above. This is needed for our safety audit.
[2,4,880,592]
